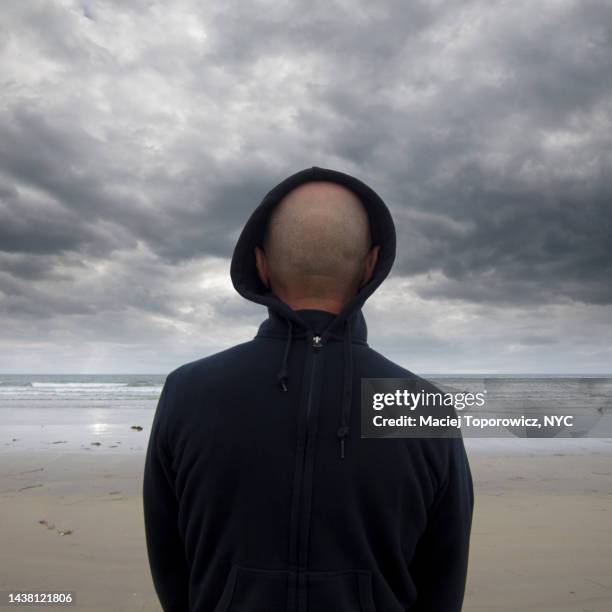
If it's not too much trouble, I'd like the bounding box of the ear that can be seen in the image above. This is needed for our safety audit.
[360,245,380,287]
[255,246,270,288]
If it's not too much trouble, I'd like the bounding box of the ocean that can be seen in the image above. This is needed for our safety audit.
[1,374,610,455]
[0,374,164,453]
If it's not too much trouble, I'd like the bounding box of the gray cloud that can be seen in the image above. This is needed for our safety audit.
[0,0,611,372]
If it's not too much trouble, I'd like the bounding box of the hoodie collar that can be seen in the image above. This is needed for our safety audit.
[256,307,369,344]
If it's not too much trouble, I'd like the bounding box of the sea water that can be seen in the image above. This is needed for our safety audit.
[1,374,610,455]
[0,374,164,453]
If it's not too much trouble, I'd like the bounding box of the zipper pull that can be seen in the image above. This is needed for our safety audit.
[337,425,349,459]
[312,335,323,350]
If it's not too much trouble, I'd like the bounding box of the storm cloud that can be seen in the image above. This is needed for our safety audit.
[1,0,611,372]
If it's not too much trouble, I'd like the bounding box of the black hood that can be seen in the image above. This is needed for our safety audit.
[230,165,396,329]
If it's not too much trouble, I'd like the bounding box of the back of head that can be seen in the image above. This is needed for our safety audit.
[263,181,372,304]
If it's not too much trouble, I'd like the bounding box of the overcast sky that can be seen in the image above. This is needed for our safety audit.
[1,0,611,374]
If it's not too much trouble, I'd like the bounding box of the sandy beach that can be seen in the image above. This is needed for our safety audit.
[0,442,610,611]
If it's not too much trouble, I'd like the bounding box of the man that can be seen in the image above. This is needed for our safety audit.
[143,166,474,611]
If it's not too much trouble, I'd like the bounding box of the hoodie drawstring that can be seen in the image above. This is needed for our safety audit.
[276,319,293,392]
[336,317,352,459]
[276,315,353,460]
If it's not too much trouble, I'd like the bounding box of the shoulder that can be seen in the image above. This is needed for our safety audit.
[359,346,466,469]
[157,340,258,417]
[157,340,259,436]
[167,339,256,386]
[359,345,444,394]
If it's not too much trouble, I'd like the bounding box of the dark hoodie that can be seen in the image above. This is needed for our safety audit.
[143,166,474,612]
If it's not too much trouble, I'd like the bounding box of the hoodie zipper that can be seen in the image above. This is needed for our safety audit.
[291,332,324,612]
[306,335,323,422]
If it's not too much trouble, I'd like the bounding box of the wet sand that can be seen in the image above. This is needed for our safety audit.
[1,448,611,611]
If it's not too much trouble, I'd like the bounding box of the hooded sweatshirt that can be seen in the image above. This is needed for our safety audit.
[143,166,474,612]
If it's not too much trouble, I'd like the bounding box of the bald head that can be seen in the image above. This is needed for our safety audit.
[255,181,379,313]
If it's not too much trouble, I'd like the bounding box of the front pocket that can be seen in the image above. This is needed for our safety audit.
[214,565,288,612]
[307,569,376,612]
[213,566,376,612]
